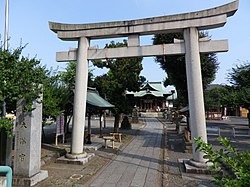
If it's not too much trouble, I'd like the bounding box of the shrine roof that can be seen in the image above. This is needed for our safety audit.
[87,88,114,109]
[126,82,172,98]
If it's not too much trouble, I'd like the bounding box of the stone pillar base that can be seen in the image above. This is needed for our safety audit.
[13,170,48,186]
[179,159,213,174]
[56,152,95,165]
[65,152,87,159]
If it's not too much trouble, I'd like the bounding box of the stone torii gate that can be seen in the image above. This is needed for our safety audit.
[49,0,239,165]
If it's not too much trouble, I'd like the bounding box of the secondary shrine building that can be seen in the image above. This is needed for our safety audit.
[126,82,176,112]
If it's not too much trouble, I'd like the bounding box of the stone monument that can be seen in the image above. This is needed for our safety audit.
[13,97,48,186]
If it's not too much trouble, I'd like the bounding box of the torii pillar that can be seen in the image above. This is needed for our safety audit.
[49,0,239,165]
[184,28,207,162]
[69,37,89,157]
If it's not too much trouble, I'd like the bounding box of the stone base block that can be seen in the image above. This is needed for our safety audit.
[56,153,95,165]
[179,159,212,174]
[13,170,48,186]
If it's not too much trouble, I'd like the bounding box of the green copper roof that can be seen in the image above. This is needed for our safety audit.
[141,82,166,92]
[126,82,172,98]
[87,88,114,109]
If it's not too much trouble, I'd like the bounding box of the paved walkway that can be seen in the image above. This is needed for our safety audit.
[89,118,163,187]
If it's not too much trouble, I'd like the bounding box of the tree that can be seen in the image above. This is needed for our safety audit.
[58,61,95,133]
[93,40,143,132]
[204,62,250,125]
[228,62,250,88]
[204,84,249,120]
[42,68,65,121]
[153,32,219,107]
[227,62,250,125]
[204,86,227,112]
[0,45,47,134]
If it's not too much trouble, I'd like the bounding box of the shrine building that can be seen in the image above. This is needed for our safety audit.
[126,82,176,112]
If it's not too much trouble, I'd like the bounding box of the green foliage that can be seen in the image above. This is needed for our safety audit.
[92,40,143,131]
[0,118,14,137]
[92,40,143,115]
[195,137,250,187]
[204,86,240,110]
[228,62,250,88]
[58,61,95,118]
[0,46,46,112]
[227,62,250,110]
[204,87,226,109]
[0,45,61,137]
[153,32,219,106]
[42,69,65,119]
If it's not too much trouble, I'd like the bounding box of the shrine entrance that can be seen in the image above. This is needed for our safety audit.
[49,0,238,165]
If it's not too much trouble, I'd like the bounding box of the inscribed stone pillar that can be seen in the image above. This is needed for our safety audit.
[70,37,89,155]
[184,27,207,163]
[14,97,43,177]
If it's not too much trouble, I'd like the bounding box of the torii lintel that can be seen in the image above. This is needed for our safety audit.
[56,39,228,62]
[49,0,239,40]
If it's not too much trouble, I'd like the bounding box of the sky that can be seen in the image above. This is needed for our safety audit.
[0,0,249,85]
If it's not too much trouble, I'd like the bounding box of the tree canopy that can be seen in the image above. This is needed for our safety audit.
[204,62,250,125]
[204,85,240,113]
[0,46,47,113]
[58,61,95,114]
[42,69,65,120]
[228,62,250,88]
[227,62,250,109]
[153,32,219,107]
[92,40,143,131]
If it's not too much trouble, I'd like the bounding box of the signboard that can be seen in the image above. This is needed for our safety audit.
[56,114,64,136]
[55,114,65,145]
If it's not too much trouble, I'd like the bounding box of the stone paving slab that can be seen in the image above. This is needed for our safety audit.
[89,118,163,187]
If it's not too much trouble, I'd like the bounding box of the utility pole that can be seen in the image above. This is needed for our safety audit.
[4,0,9,50]
[2,0,9,116]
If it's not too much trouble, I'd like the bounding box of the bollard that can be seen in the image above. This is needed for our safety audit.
[0,166,12,187]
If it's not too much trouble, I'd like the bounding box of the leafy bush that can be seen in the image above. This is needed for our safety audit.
[195,137,250,187]
[0,118,14,137]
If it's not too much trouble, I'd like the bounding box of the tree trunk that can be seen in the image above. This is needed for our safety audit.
[114,113,120,133]
[64,114,72,135]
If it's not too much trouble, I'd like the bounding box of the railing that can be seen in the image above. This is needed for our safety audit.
[0,166,12,187]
